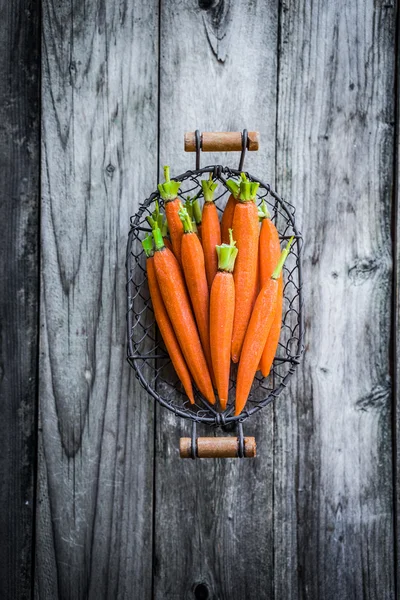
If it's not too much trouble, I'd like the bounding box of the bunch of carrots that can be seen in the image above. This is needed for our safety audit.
[141,166,293,416]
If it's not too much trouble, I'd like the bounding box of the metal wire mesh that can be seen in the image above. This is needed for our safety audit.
[126,166,304,426]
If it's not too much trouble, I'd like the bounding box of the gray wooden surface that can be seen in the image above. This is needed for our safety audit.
[276,2,396,598]
[1,0,397,598]
[154,2,278,599]
[36,1,157,598]
[0,1,39,599]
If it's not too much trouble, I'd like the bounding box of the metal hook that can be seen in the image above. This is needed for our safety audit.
[238,129,248,171]
[237,421,245,458]
[191,420,197,459]
[195,130,201,170]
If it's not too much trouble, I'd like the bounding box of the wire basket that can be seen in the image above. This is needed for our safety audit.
[126,131,303,458]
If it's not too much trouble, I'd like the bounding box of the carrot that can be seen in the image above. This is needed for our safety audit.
[142,235,195,404]
[258,201,281,282]
[158,166,184,264]
[220,178,240,243]
[231,174,260,363]
[178,205,215,385]
[258,201,283,376]
[152,227,215,405]
[235,238,294,416]
[260,277,284,376]
[164,238,172,252]
[210,229,238,410]
[201,174,221,289]
[221,177,242,244]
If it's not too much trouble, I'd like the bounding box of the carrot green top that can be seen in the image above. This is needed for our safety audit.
[258,199,271,221]
[225,178,240,198]
[271,236,294,280]
[216,229,238,273]
[147,200,168,236]
[157,166,181,201]
[178,205,195,234]
[142,234,154,258]
[192,196,202,225]
[238,172,259,203]
[184,197,194,220]
[201,173,218,203]
[184,195,202,227]
[152,226,166,251]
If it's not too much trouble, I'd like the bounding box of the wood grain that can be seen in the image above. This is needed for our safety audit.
[155,1,278,599]
[35,1,158,598]
[396,13,400,592]
[275,0,396,598]
[0,1,39,599]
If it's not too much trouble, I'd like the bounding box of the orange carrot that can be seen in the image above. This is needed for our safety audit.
[220,178,240,243]
[178,205,215,385]
[260,277,284,376]
[142,235,195,404]
[258,201,281,282]
[201,174,221,289]
[210,230,238,409]
[235,238,293,415]
[258,201,283,376]
[231,174,260,363]
[152,227,215,405]
[158,166,184,264]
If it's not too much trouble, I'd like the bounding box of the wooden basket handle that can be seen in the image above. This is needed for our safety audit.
[184,131,259,153]
[180,436,256,459]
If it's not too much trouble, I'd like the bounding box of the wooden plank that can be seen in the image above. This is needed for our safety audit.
[35,1,158,598]
[154,2,278,599]
[0,1,39,598]
[396,11,400,593]
[276,0,396,598]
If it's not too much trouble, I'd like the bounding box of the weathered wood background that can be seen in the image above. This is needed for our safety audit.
[1,0,398,598]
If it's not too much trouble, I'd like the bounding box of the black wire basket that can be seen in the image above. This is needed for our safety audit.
[126,130,304,458]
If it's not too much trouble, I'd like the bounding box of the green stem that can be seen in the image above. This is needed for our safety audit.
[201,173,218,203]
[157,165,181,201]
[258,199,271,221]
[216,228,238,272]
[192,197,202,225]
[152,227,165,250]
[184,197,194,221]
[178,204,194,233]
[147,204,168,237]
[142,234,154,258]
[271,236,294,280]
[146,214,157,229]
[153,199,160,220]
[238,172,259,202]
[148,200,165,235]
[226,179,240,198]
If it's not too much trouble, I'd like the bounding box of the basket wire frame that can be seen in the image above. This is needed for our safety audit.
[126,165,304,427]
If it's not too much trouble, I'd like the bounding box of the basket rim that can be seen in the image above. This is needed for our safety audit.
[126,165,304,425]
